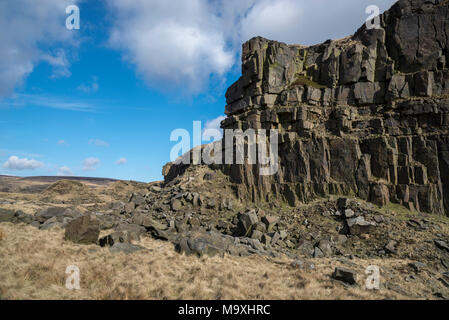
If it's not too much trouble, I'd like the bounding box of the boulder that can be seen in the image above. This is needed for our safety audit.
[346,216,376,235]
[109,243,146,254]
[115,223,146,241]
[99,231,132,247]
[124,202,135,214]
[0,208,15,222]
[435,240,449,253]
[64,215,100,244]
[332,267,357,285]
[238,210,258,236]
[35,207,78,223]
[262,215,278,232]
[170,198,182,211]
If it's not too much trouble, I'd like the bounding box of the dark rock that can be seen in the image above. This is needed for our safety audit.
[0,208,16,222]
[35,207,79,223]
[109,243,146,254]
[238,210,258,236]
[408,262,426,273]
[435,240,449,252]
[384,240,398,255]
[262,215,278,232]
[99,231,132,247]
[64,215,100,244]
[332,267,357,285]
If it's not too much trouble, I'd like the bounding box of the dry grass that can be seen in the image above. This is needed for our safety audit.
[0,228,3,241]
[0,222,432,300]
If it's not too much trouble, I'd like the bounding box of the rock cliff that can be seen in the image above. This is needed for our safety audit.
[165,0,449,216]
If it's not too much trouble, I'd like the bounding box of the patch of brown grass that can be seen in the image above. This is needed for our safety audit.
[0,228,3,241]
[0,222,438,300]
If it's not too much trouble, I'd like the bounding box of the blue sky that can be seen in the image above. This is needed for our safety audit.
[0,0,396,182]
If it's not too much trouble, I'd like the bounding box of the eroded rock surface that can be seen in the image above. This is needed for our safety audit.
[164,0,449,217]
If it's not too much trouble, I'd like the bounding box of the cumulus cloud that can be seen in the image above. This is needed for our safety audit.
[2,156,44,171]
[116,158,127,165]
[0,0,80,98]
[107,0,235,93]
[106,0,395,94]
[82,157,100,171]
[57,166,74,176]
[88,139,109,147]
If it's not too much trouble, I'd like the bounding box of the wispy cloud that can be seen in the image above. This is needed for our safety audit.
[78,76,99,93]
[57,166,74,176]
[57,140,69,146]
[42,49,72,79]
[116,158,127,165]
[2,156,44,171]
[82,157,100,171]
[89,139,109,147]
[0,94,98,112]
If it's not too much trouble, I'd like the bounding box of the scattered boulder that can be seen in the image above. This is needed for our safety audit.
[262,215,278,232]
[35,207,69,223]
[343,209,355,218]
[337,198,349,210]
[316,239,332,257]
[332,267,357,285]
[115,223,146,241]
[238,210,258,236]
[64,215,100,244]
[109,243,146,254]
[124,202,135,214]
[408,262,426,273]
[0,208,15,222]
[99,231,132,247]
[170,198,182,211]
[384,240,398,255]
[435,240,449,253]
[346,216,376,235]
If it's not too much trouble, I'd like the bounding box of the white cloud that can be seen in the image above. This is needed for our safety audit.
[57,166,73,176]
[202,115,226,140]
[2,156,44,171]
[204,115,225,132]
[107,0,234,93]
[0,0,80,98]
[82,157,100,171]
[116,158,127,165]
[57,140,69,146]
[78,76,99,93]
[88,139,109,147]
[42,49,72,79]
[106,0,396,94]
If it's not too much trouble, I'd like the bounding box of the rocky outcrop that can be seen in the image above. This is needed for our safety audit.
[165,0,449,216]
